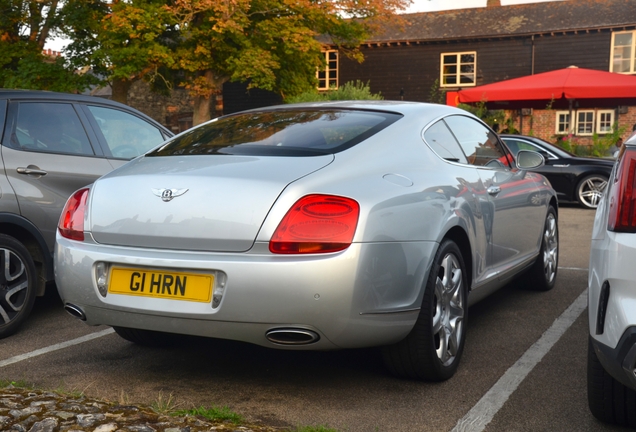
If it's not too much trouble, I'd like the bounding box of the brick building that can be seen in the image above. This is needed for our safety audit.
[332,0,636,145]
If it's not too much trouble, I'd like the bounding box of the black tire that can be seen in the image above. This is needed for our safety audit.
[382,239,468,381]
[0,234,38,339]
[527,205,558,291]
[576,174,608,209]
[113,326,180,347]
[587,338,636,427]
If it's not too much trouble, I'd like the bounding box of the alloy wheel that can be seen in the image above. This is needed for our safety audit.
[433,253,465,366]
[578,176,607,209]
[0,249,29,325]
[542,212,558,284]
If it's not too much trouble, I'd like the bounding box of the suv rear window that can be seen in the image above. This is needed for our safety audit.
[148,109,402,157]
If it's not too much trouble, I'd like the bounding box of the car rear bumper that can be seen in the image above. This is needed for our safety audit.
[55,235,436,350]
[590,330,636,390]
[589,233,636,348]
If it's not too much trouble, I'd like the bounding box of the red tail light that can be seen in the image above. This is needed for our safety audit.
[608,148,636,232]
[58,188,89,241]
[270,194,360,254]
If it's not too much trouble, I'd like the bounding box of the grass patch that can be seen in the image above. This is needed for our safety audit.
[174,406,244,424]
[0,379,32,389]
[151,392,179,414]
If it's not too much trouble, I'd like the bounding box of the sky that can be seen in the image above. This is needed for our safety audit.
[44,0,566,51]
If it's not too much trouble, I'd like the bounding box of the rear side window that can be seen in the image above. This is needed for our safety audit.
[149,109,402,157]
[87,105,166,159]
[444,115,510,168]
[424,120,468,164]
[13,102,94,156]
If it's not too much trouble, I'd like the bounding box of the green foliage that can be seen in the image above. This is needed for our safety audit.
[554,134,582,154]
[174,406,244,424]
[0,380,32,389]
[0,48,98,92]
[554,123,626,157]
[0,0,97,93]
[591,123,626,157]
[458,102,505,130]
[285,80,383,103]
[62,0,178,101]
[428,78,446,104]
[1,0,407,120]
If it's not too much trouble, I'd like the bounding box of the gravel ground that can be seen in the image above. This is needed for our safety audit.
[0,386,284,432]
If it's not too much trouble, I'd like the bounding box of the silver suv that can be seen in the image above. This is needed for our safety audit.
[0,90,172,338]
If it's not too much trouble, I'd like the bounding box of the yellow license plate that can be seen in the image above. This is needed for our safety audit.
[108,267,213,303]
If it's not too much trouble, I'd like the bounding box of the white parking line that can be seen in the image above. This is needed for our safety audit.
[558,266,589,272]
[451,288,588,432]
[0,328,114,368]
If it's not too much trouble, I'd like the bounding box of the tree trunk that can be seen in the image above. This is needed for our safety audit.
[192,94,212,126]
[111,79,132,105]
[191,70,228,126]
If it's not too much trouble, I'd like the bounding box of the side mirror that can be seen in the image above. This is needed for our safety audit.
[516,149,545,170]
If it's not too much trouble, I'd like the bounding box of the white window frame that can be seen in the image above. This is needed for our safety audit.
[440,51,477,88]
[555,111,572,134]
[317,50,338,90]
[576,110,595,136]
[596,110,615,134]
[610,30,636,74]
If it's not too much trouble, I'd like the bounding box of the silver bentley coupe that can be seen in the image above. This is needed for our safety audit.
[55,101,558,381]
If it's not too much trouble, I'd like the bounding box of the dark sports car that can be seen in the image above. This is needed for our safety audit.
[500,134,615,209]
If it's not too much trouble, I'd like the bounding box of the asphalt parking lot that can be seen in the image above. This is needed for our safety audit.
[0,205,629,431]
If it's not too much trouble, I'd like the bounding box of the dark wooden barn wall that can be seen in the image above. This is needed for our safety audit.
[223,81,283,114]
[338,31,613,103]
[532,31,611,73]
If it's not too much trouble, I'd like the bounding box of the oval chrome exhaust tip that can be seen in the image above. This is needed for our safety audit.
[64,303,86,321]
[265,328,320,345]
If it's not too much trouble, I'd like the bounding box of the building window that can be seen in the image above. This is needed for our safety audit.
[611,31,636,74]
[440,52,476,87]
[555,111,571,134]
[317,50,338,90]
[576,110,595,135]
[597,110,615,134]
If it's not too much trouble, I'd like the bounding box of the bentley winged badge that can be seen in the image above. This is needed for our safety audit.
[151,188,189,202]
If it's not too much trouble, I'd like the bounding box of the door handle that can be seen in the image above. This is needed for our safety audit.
[553,164,570,168]
[17,166,48,176]
[487,186,501,196]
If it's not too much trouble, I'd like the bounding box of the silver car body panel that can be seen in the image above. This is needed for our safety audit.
[55,101,556,349]
[90,154,334,252]
[2,146,114,251]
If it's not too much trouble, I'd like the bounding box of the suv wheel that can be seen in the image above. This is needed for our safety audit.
[588,338,636,426]
[0,234,37,339]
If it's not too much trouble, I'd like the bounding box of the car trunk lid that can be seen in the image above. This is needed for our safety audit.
[89,154,333,252]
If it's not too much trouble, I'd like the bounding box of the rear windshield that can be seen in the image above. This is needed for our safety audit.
[148,109,402,157]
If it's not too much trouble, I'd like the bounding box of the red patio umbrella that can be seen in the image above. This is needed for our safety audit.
[457,67,636,108]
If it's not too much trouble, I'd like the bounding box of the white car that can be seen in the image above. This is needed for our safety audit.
[588,133,636,426]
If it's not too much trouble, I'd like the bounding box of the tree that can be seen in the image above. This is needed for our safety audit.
[62,0,177,104]
[285,80,383,103]
[167,0,409,125]
[0,0,96,91]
